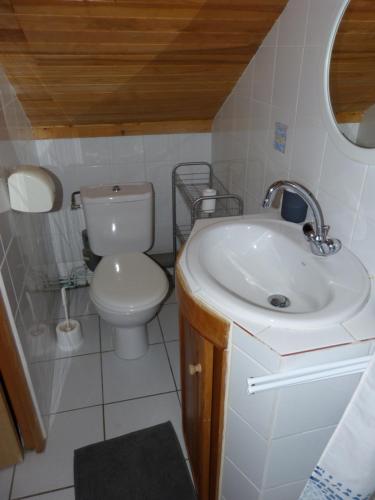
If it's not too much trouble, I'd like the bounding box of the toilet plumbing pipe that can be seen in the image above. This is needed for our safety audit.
[247,355,372,395]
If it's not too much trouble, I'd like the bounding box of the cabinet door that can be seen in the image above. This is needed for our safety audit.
[180,315,214,500]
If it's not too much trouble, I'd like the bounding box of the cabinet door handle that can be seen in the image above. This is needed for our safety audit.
[189,363,202,375]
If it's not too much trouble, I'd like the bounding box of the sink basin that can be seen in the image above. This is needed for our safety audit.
[184,217,370,328]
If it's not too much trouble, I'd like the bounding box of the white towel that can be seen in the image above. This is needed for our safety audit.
[299,352,375,500]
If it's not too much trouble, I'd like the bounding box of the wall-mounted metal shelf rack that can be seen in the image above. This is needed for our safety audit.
[172,162,243,262]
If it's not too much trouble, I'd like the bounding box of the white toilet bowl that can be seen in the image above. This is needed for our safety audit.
[90,252,169,359]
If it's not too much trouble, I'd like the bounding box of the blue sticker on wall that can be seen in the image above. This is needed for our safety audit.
[274,122,288,154]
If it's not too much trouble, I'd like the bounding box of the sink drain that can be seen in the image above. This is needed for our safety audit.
[268,294,291,308]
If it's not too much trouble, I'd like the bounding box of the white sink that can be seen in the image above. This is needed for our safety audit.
[185,216,370,328]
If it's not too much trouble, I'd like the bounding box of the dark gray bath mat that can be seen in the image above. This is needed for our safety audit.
[74,421,197,500]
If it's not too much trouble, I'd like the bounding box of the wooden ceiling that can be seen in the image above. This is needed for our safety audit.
[0,0,287,138]
[330,0,375,123]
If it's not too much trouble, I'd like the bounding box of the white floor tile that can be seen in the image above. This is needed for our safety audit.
[104,392,187,457]
[27,487,75,499]
[0,466,13,499]
[158,303,179,341]
[18,317,99,366]
[166,341,181,389]
[165,288,177,304]
[47,354,102,414]
[54,287,96,319]
[147,317,163,344]
[47,315,100,361]
[100,317,163,352]
[12,406,103,499]
[102,344,175,403]
[99,318,114,352]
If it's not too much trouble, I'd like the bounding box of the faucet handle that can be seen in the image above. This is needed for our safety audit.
[303,222,330,241]
[303,222,315,241]
[322,224,330,240]
[303,222,341,256]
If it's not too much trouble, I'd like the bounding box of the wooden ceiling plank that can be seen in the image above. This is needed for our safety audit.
[0,14,19,29]
[33,64,242,75]
[31,119,213,139]
[2,0,287,137]
[16,84,236,100]
[12,2,285,22]
[16,31,266,46]
[0,42,261,54]
[15,14,282,33]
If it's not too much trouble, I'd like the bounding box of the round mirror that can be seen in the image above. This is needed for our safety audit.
[329,0,375,149]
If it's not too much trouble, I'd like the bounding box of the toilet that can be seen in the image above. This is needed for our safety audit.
[81,182,169,359]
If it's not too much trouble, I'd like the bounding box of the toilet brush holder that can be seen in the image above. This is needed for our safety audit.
[56,319,83,351]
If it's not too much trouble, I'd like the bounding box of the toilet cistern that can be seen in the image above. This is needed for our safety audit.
[262,180,341,257]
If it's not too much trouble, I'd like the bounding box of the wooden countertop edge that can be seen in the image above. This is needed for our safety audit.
[176,264,230,350]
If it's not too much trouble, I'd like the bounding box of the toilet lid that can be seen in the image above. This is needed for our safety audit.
[90,253,169,313]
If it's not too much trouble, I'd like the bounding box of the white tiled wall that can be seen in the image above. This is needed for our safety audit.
[36,132,211,276]
[225,408,268,489]
[211,3,375,493]
[271,374,361,438]
[222,325,366,499]
[260,480,307,500]
[0,67,59,431]
[222,457,260,500]
[211,0,375,277]
[264,425,336,488]
[228,346,277,439]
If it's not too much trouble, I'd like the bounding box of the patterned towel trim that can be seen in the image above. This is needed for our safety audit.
[300,466,371,500]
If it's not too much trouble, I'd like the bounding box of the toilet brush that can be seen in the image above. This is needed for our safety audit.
[56,287,83,351]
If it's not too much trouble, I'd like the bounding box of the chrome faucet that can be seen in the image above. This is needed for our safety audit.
[262,180,341,256]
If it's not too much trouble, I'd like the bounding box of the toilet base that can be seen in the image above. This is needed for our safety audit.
[114,325,148,359]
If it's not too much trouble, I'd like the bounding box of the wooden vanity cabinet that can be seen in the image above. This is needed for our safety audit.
[177,270,230,500]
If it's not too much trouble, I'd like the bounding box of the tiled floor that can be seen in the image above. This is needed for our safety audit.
[2,287,182,500]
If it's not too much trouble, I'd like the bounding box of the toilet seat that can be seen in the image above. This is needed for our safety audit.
[90,253,169,314]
